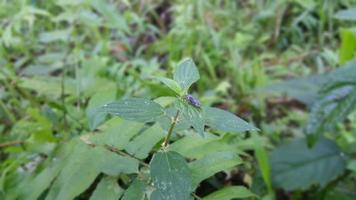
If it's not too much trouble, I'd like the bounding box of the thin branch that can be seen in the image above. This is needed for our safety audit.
[162,110,180,147]
[192,193,202,200]
[104,144,149,167]
[0,140,23,148]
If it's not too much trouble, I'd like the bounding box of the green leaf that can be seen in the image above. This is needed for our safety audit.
[98,148,139,176]
[306,84,356,145]
[157,77,183,95]
[270,138,346,191]
[19,77,76,98]
[180,102,205,137]
[18,140,77,200]
[347,160,356,172]
[45,141,102,200]
[39,29,72,43]
[253,134,272,192]
[89,177,123,200]
[45,139,139,200]
[91,0,129,32]
[98,98,164,123]
[125,123,165,159]
[170,135,240,159]
[86,90,116,130]
[150,151,192,200]
[203,107,258,133]
[335,9,356,21]
[339,29,356,64]
[89,119,144,150]
[173,58,200,92]
[202,186,256,200]
[189,151,242,189]
[122,178,145,200]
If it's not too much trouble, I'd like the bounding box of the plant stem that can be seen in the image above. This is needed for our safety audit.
[162,110,180,147]
[104,144,149,167]
[0,140,23,148]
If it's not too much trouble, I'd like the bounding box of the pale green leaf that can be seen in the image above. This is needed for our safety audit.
[203,107,258,133]
[170,135,239,159]
[150,151,192,200]
[89,177,123,200]
[39,29,72,43]
[190,151,242,189]
[91,0,129,32]
[90,119,144,150]
[203,186,256,200]
[270,138,346,191]
[125,123,165,159]
[122,178,145,200]
[18,140,77,200]
[157,77,183,95]
[173,58,200,92]
[98,149,139,176]
[45,139,139,200]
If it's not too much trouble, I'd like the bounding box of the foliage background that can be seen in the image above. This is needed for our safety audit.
[0,0,356,200]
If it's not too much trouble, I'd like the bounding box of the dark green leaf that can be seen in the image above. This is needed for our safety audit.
[180,102,205,137]
[203,107,258,133]
[306,84,356,145]
[173,58,200,92]
[150,151,192,200]
[270,138,346,191]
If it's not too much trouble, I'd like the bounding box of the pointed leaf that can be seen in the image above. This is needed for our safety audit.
[157,77,183,95]
[173,58,200,92]
[150,151,192,200]
[203,107,258,133]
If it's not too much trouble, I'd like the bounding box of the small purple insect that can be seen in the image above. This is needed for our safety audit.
[185,94,201,108]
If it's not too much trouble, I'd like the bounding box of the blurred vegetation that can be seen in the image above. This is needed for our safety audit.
[0,0,356,200]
